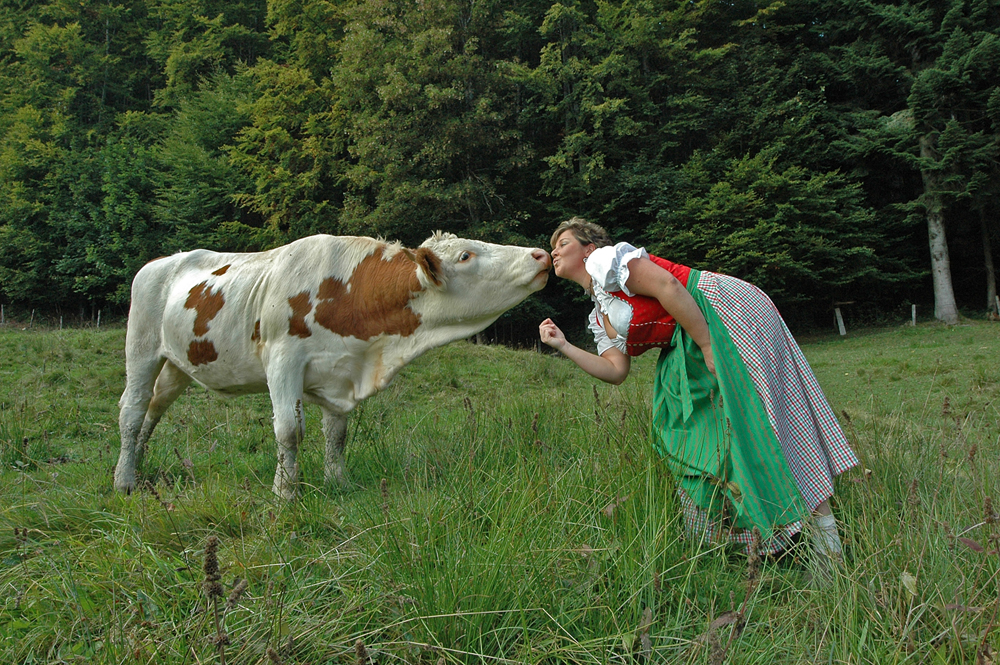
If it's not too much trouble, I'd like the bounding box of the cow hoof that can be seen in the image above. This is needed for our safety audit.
[113,476,136,495]
[272,483,297,501]
[324,469,349,489]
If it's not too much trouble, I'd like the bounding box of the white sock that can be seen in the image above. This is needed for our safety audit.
[812,513,843,558]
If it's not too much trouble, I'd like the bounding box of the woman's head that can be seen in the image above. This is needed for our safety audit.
[549,217,612,250]
[550,217,612,287]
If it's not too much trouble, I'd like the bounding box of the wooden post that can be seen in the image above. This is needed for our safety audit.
[60,316,63,330]
[834,307,846,336]
[30,309,35,328]
[97,309,101,328]
[912,304,917,326]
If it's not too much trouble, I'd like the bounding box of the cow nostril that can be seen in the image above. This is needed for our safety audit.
[532,249,551,266]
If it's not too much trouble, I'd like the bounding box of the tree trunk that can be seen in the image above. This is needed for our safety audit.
[919,135,959,324]
[981,209,997,314]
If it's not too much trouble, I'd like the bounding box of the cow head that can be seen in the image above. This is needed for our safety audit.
[410,232,550,338]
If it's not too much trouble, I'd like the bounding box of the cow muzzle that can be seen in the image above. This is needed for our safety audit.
[531,249,552,287]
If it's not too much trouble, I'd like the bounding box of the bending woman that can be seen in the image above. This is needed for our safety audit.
[539,217,858,567]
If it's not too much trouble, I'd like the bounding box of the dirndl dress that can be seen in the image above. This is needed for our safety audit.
[585,243,859,554]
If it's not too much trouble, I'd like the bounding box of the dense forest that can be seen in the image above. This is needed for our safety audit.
[1,0,998,336]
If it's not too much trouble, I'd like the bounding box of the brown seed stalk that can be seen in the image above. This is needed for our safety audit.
[203,536,223,600]
[907,479,920,511]
[226,578,248,611]
[355,638,370,665]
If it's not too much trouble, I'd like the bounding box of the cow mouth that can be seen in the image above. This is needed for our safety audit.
[531,268,551,287]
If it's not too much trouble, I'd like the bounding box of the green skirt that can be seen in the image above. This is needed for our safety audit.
[651,270,805,539]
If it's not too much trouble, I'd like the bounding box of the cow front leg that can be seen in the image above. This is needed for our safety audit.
[321,408,349,487]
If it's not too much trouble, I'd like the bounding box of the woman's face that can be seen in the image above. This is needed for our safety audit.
[551,230,593,281]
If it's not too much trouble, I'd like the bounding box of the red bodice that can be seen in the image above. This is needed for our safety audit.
[603,255,691,357]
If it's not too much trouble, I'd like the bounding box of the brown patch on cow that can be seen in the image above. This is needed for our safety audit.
[212,264,231,276]
[251,320,261,342]
[314,246,424,340]
[185,281,225,336]
[188,340,219,366]
[287,292,313,338]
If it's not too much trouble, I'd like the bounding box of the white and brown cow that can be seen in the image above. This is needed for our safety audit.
[116,232,550,498]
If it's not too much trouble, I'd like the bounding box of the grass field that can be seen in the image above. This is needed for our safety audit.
[1,320,998,664]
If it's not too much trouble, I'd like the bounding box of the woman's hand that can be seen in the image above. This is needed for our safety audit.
[539,317,631,384]
[702,343,716,376]
[539,318,566,350]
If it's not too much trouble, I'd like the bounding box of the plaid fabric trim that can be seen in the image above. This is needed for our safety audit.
[676,272,859,551]
[678,488,801,555]
[696,272,859,510]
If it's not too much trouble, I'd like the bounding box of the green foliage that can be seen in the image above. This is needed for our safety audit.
[651,149,921,312]
[227,60,348,247]
[0,0,997,326]
[816,0,1000,316]
[331,0,533,243]
[522,0,732,222]
[153,70,258,252]
[145,0,269,108]
[79,126,163,304]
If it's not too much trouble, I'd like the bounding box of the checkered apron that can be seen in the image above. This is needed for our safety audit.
[676,271,859,553]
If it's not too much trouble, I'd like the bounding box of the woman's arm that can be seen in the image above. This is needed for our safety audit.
[623,258,716,375]
[539,318,631,385]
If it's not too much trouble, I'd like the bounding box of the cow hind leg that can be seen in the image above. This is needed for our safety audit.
[117,356,166,494]
[321,407,349,487]
[135,361,193,471]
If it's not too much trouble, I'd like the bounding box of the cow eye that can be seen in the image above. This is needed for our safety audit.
[459,251,472,262]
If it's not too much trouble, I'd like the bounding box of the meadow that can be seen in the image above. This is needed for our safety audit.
[0,320,998,664]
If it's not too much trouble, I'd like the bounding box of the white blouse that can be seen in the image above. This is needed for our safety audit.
[586,242,649,355]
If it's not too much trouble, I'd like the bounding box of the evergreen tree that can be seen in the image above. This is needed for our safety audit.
[331,0,540,244]
[520,0,732,231]
[822,0,1000,322]
[145,0,269,108]
[154,70,258,252]
[634,0,923,320]
[651,149,915,318]
[228,59,348,247]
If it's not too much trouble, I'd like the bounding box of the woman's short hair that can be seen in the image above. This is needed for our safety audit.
[550,217,612,249]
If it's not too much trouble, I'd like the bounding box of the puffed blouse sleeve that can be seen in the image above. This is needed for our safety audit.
[586,242,649,297]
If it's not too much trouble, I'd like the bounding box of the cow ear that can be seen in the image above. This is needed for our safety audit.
[415,247,444,287]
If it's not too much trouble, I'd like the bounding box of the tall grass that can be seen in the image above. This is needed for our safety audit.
[1,321,997,663]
